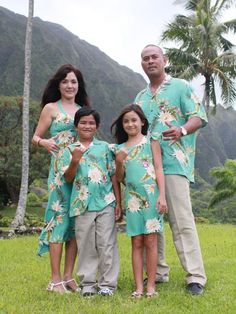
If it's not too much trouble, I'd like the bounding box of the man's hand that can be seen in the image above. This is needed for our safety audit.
[162,121,182,144]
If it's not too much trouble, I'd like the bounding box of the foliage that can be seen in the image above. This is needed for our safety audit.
[0,96,50,204]
[26,192,41,207]
[24,213,44,227]
[161,0,236,109]
[0,225,236,313]
[190,167,236,223]
[0,216,12,227]
[209,159,236,207]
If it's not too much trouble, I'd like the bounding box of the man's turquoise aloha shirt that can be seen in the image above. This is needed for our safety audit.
[135,75,208,183]
[58,138,116,217]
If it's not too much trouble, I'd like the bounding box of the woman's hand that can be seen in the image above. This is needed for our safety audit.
[40,138,59,154]
[156,195,168,214]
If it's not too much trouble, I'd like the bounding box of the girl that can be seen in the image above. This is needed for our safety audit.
[111,104,167,298]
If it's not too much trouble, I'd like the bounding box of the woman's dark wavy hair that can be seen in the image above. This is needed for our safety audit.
[41,64,90,107]
[111,103,149,144]
[74,107,100,128]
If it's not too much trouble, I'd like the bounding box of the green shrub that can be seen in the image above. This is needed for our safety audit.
[26,192,41,207]
[0,216,12,227]
[24,213,44,227]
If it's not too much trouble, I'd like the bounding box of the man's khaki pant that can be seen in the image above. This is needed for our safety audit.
[157,175,207,286]
[75,205,119,294]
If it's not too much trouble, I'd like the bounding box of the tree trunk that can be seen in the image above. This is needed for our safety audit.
[6,181,20,204]
[11,0,34,228]
[203,73,211,115]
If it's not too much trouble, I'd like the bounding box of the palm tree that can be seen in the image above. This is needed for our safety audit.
[11,0,34,228]
[161,0,236,111]
[209,159,236,207]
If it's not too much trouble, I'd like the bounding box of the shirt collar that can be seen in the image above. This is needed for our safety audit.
[146,74,172,96]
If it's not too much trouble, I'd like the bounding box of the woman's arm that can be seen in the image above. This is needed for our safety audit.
[32,103,59,153]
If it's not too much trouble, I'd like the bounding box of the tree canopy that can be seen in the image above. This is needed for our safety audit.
[209,159,236,207]
[161,0,236,110]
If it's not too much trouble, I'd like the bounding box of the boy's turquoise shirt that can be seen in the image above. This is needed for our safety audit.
[57,138,116,217]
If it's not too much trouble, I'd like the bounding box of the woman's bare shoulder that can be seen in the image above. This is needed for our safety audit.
[42,102,59,116]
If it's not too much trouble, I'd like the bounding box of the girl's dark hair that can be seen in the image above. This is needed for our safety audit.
[41,64,90,107]
[111,103,149,144]
[74,107,100,127]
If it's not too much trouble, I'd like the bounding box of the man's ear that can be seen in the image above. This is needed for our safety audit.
[164,55,168,67]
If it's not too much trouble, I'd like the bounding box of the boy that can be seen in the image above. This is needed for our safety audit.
[58,107,121,297]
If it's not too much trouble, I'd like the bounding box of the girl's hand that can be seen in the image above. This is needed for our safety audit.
[156,195,168,214]
[40,138,59,154]
[115,148,128,164]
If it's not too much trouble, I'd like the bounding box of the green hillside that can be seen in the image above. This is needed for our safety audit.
[0,6,146,138]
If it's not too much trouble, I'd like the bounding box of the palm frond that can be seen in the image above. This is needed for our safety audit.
[218,35,234,51]
[209,76,217,106]
[209,189,236,207]
[223,19,236,32]
[161,0,236,110]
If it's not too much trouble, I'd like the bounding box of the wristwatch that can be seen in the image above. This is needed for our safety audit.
[180,126,187,136]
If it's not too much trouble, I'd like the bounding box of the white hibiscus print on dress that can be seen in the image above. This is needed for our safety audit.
[54,173,63,187]
[146,164,156,179]
[144,184,156,194]
[128,196,141,212]
[146,218,161,233]
[52,200,63,212]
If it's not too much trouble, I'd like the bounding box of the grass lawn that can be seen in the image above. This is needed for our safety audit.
[0,223,236,314]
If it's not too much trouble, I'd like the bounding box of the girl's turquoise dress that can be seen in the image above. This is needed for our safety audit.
[118,136,164,237]
[38,100,80,256]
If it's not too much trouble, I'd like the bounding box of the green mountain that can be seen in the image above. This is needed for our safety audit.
[0,6,146,138]
[196,106,236,182]
[0,6,236,184]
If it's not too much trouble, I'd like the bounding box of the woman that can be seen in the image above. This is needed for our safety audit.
[32,64,90,294]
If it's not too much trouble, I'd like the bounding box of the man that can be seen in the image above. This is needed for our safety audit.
[135,44,207,295]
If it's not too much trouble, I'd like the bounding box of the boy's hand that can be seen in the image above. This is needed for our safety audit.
[115,204,122,221]
[68,145,87,164]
